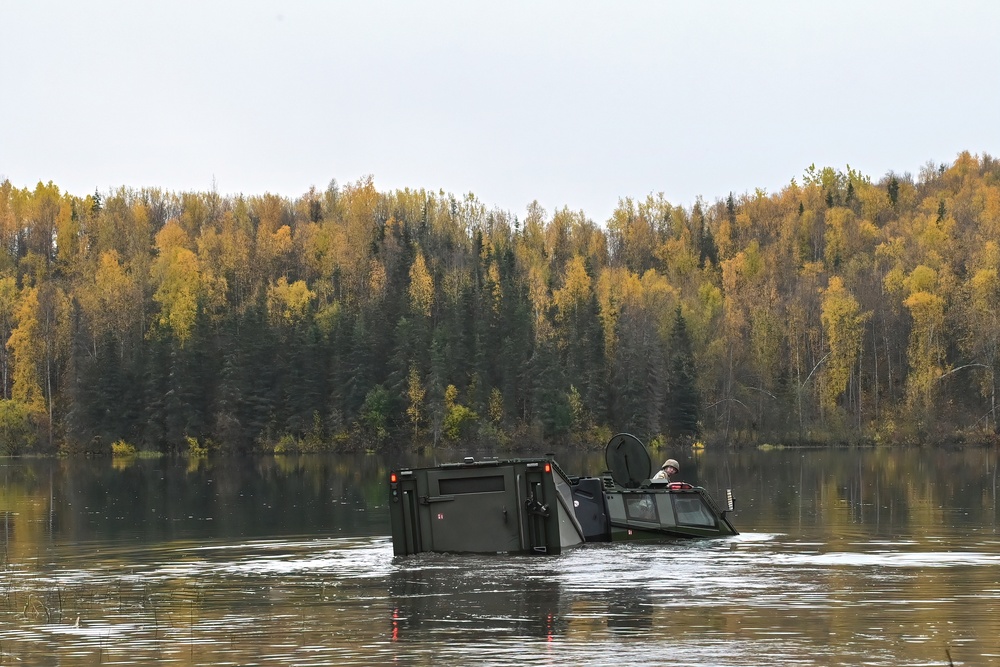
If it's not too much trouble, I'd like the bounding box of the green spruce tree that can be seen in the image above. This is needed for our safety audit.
[665,307,699,440]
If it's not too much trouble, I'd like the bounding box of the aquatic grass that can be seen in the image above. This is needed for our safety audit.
[0,577,223,665]
[23,593,50,622]
[1,576,171,631]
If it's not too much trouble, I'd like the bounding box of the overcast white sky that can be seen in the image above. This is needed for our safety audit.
[2,1,999,224]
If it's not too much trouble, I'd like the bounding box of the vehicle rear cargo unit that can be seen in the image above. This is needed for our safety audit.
[389,457,586,556]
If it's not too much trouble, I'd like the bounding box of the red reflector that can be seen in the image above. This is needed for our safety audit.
[544,463,551,473]
[390,473,398,483]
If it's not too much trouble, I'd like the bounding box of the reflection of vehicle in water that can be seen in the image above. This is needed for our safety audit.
[388,561,565,640]
[388,433,737,556]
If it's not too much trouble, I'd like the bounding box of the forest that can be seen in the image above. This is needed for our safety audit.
[1,151,999,455]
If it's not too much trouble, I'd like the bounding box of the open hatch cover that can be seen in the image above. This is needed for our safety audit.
[604,433,651,488]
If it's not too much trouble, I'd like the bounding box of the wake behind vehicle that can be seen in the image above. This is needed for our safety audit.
[388,433,737,556]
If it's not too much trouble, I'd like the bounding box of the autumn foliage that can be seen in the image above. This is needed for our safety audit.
[2,153,1000,453]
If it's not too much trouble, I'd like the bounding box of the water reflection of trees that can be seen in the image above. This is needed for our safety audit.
[1,454,397,551]
[735,448,1000,538]
[2,448,997,554]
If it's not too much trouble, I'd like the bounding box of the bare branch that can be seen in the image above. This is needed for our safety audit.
[741,384,778,400]
[936,363,992,381]
[707,397,753,415]
[800,352,831,390]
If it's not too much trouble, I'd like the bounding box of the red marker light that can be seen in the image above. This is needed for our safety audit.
[390,472,398,483]
[544,463,551,473]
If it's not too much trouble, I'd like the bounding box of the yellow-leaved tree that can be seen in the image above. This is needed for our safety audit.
[406,365,426,441]
[0,276,18,398]
[820,276,869,416]
[552,256,592,338]
[408,251,434,318]
[78,250,140,355]
[151,221,202,345]
[7,282,72,448]
[901,265,946,412]
[266,277,315,325]
[7,286,45,414]
[954,241,1000,427]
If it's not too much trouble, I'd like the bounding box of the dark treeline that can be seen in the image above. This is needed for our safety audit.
[2,151,999,454]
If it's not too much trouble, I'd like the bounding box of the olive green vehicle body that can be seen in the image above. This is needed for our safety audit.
[388,434,737,556]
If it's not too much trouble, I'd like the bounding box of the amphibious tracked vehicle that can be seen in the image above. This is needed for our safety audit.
[388,433,737,556]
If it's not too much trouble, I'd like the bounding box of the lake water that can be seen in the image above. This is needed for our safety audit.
[1,445,998,666]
